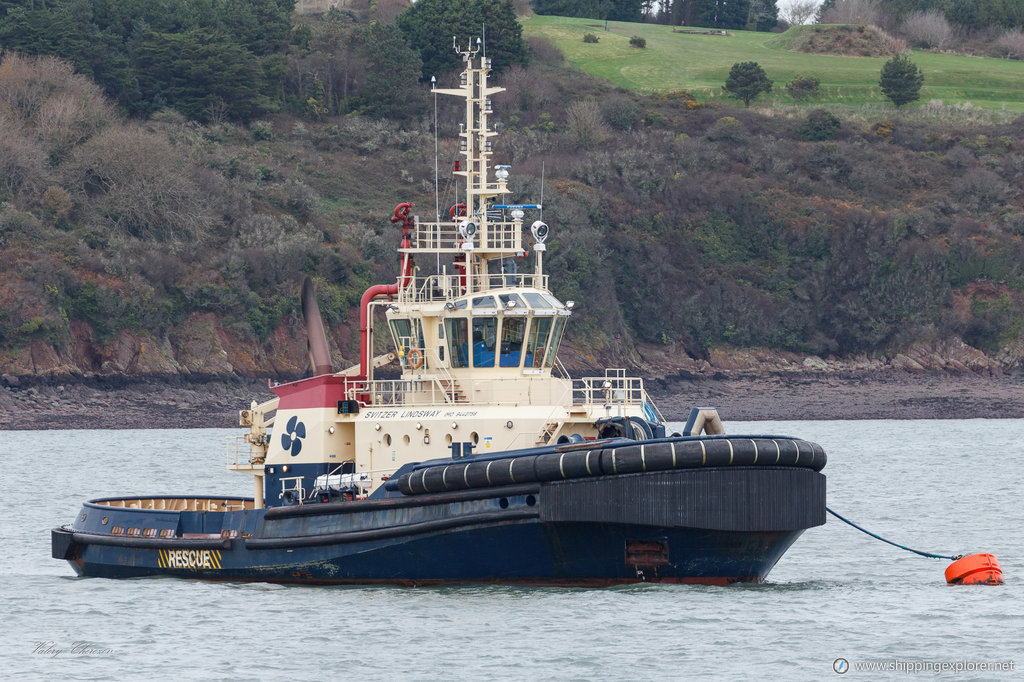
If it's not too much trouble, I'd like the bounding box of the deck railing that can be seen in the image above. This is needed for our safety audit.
[340,371,650,410]
[396,272,550,304]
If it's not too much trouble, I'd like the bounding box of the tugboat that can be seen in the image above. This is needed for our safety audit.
[52,44,827,585]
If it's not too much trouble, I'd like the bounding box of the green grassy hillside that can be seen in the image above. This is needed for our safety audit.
[523,16,1024,110]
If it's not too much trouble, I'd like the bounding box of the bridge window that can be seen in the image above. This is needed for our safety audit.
[523,292,552,309]
[445,318,469,368]
[499,317,526,367]
[498,292,526,309]
[472,295,496,309]
[545,317,566,368]
[524,317,552,368]
[472,317,497,367]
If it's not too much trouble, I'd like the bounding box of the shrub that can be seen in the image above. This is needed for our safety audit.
[706,116,745,142]
[583,33,599,44]
[800,109,841,141]
[600,95,639,130]
[40,185,73,220]
[566,100,610,148]
[785,75,821,103]
[629,36,646,48]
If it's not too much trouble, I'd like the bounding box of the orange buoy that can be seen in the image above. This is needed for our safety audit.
[945,553,1004,585]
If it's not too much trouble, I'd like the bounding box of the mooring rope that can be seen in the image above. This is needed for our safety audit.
[826,507,961,560]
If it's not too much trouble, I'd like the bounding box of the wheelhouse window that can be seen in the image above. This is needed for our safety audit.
[445,318,469,368]
[523,292,552,309]
[499,317,526,367]
[545,317,566,368]
[472,295,496,309]
[472,317,497,367]
[524,317,553,368]
[498,293,526,310]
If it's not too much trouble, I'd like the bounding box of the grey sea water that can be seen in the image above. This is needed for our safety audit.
[2,419,1021,680]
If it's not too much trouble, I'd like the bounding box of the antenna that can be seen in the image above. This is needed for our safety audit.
[539,162,545,222]
[482,24,486,59]
[432,75,440,272]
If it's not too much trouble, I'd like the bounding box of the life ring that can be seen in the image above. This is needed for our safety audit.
[533,352,544,367]
[449,203,466,218]
[407,349,424,369]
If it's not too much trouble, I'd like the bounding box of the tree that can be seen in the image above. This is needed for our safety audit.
[396,0,528,81]
[782,0,819,25]
[748,0,778,31]
[356,23,425,120]
[786,75,821,102]
[723,61,772,107]
[879,54,924,107]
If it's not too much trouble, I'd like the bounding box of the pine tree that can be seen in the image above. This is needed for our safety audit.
[879,54,924,107]
[723,61,772,106]
[396,0,528,81]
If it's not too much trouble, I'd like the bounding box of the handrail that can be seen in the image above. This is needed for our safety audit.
[396,273,550,303]
[407,219,524,253]
[572,374,649,407]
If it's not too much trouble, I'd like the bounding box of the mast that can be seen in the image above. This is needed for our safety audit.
[400,41,544,298]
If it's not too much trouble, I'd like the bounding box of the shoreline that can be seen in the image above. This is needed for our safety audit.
[3,370,1023,430]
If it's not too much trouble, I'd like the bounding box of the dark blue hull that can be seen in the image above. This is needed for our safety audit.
[54,465,826,586]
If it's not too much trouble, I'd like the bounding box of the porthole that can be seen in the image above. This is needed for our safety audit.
[445,434,453,445]
[385,434,392,446]
[471,432,480,445]
[403,434,411,446]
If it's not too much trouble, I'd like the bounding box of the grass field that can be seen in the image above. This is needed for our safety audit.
[522,16,1024,111]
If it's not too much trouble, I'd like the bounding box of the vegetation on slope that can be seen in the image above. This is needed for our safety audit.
[3,8,1024,379]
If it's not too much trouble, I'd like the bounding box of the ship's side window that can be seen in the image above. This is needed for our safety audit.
[524,317,552,368]
[390,319,412,359]
[499,317,526,367]
[544,317,566,368]
[445,318,469,368]
[391,318,426,369]
[472,317,497,367]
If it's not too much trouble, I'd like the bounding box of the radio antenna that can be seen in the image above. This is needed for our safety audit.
[539,162,545,221]
[432,75,440,272]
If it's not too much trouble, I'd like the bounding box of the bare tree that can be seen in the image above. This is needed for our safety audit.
[0,52,114,160]
[996,29,1024,59]
[67,126,213,242]
[901,10,953,50]
[820,0,880,26]
[782,0,820,26]
[0,118,52,205]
